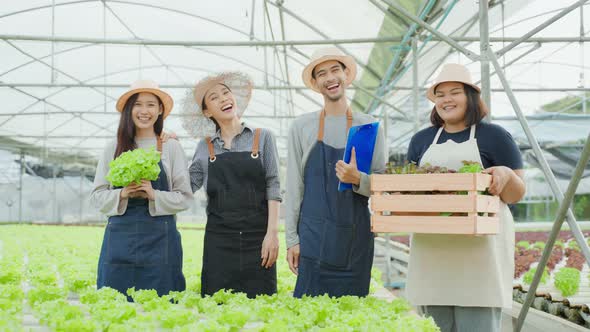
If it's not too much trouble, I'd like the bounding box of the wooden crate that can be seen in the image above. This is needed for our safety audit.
[370,173,500,235]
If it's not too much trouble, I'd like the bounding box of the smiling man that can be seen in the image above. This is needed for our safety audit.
[285,47,387,297]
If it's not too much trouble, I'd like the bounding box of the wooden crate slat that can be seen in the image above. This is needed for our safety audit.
[371,173,482,192]
[475,173,492,191]
[476,195,500,213]
[371,194,501,213]
[371,215,499,235]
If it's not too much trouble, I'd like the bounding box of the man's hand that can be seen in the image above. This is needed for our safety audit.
[287,244,300,275]
[335,147,361,185]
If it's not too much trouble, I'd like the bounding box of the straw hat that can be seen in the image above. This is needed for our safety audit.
[116,80,173,118]
[302,47,357,93]
[181,72,253,137]
[426,63,481,102]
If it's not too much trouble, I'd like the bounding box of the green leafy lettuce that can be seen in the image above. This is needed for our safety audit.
[106,147,161,187]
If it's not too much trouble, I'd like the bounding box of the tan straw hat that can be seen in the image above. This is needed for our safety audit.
[426,63,481,102]
[302,47,357,93]
[181,72,253,137]
[116,80,173,118]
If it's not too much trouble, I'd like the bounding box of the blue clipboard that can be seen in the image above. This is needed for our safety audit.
[338,122,379,191]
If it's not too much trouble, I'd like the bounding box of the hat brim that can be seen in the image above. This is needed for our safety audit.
[426,80,481,102]
[193,72,253,115]
[116,88,173,119]
[302,55,357,93]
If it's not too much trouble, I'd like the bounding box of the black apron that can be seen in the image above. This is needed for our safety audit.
[293,109,374,298]
[97,138,186,301]
[201,128,277,298]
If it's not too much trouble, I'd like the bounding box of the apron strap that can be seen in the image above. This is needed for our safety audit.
[205,137,216,162]
[469,124,476,140]
[156,136,163,152]
[251,128,261,159]
[317,107,353,142]
[431,126,444,145]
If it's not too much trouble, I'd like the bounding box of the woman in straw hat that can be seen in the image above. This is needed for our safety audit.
[405,64,525,331]
[90,80,192,300]
[185,72,281,298]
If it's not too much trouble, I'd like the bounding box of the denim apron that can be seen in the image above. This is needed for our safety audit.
[294,109,374,298]
[97,138,185,300]
[200,128,277,298]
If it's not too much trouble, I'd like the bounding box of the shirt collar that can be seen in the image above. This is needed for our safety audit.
[210,122,253,143]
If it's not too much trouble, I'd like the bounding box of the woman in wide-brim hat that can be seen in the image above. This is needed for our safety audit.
[184,72,282,299]
[90,79,193,301]
[405,64,525,331]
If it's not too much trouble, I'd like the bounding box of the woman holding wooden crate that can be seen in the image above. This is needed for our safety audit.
[405,64,525,332]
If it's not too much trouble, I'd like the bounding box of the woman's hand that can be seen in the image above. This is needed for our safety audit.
[483,166,512,196]
[261,231,279,269]
[128,191,149,199]
[483,167,525,204]
[137,180,156,201]
[120,183,141,199]
[159,131,177,143]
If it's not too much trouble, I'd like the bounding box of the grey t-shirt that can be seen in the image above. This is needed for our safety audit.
[285,110,387,249]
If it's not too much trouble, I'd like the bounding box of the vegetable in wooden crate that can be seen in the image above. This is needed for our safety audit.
[385,160,482,175]
[105,147,161,187]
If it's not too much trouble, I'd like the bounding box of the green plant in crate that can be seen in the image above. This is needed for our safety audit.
[106,147,161,187]
[554,267,581,297]
[516,241,530,249]
[458,161,483,174]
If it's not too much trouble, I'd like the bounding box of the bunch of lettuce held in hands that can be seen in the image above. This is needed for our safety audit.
[106,147,161,187]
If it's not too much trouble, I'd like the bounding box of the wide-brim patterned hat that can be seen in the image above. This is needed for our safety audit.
[182,72,253,137]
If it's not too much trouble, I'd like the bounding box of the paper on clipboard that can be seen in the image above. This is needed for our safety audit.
[338,122,379,191]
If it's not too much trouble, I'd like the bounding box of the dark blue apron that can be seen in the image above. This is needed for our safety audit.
[200,128,277,299]
[97,139,185,301]
[293,109,374,298]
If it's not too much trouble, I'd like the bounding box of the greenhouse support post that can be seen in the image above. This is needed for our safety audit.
[514,132,590,332]
[18,150,24,223]
[488,49,590,268]
[412,37,419,133]
[496,0,589,56]
[479,0,491,114]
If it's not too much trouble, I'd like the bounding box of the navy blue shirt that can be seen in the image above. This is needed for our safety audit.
[407,122,523,170]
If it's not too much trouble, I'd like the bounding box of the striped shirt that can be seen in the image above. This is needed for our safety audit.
[189,123,282,202]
